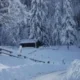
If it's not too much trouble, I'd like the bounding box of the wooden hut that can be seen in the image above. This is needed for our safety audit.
[20,39,42,48]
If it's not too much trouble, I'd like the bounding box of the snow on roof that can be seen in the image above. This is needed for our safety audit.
[20,39,38,44]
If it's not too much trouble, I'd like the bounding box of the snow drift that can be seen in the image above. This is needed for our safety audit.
[65,59,80,80]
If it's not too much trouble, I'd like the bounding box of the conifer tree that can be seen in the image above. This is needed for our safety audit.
[52,2,61,45]
[61,0,77,48]
[29,0,48,42]
[0,0,28,45]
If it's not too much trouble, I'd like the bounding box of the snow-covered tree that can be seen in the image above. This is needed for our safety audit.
[29,0,48,44]
[8,0,28,42]
[61,0,77,48]
[0,0,9,45]
[0,0,28,45]
[52,2,61,45]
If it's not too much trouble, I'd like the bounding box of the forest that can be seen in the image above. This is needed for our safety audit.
[0,0,80,46]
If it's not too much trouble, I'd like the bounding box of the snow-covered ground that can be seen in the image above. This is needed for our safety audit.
[31,71,66,80]
[0,46,80,80]
[31,60,80,80]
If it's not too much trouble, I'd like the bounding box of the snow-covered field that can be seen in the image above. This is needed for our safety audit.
[32,59,80,80]
[0,46,80,80]
[32,71,66,80]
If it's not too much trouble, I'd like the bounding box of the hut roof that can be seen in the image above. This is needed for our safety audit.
[20,39,38,44]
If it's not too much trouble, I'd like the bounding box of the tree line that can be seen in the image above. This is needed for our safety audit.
[0,0,79,47]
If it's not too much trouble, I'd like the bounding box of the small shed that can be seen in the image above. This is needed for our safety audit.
[20,39,42,48]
